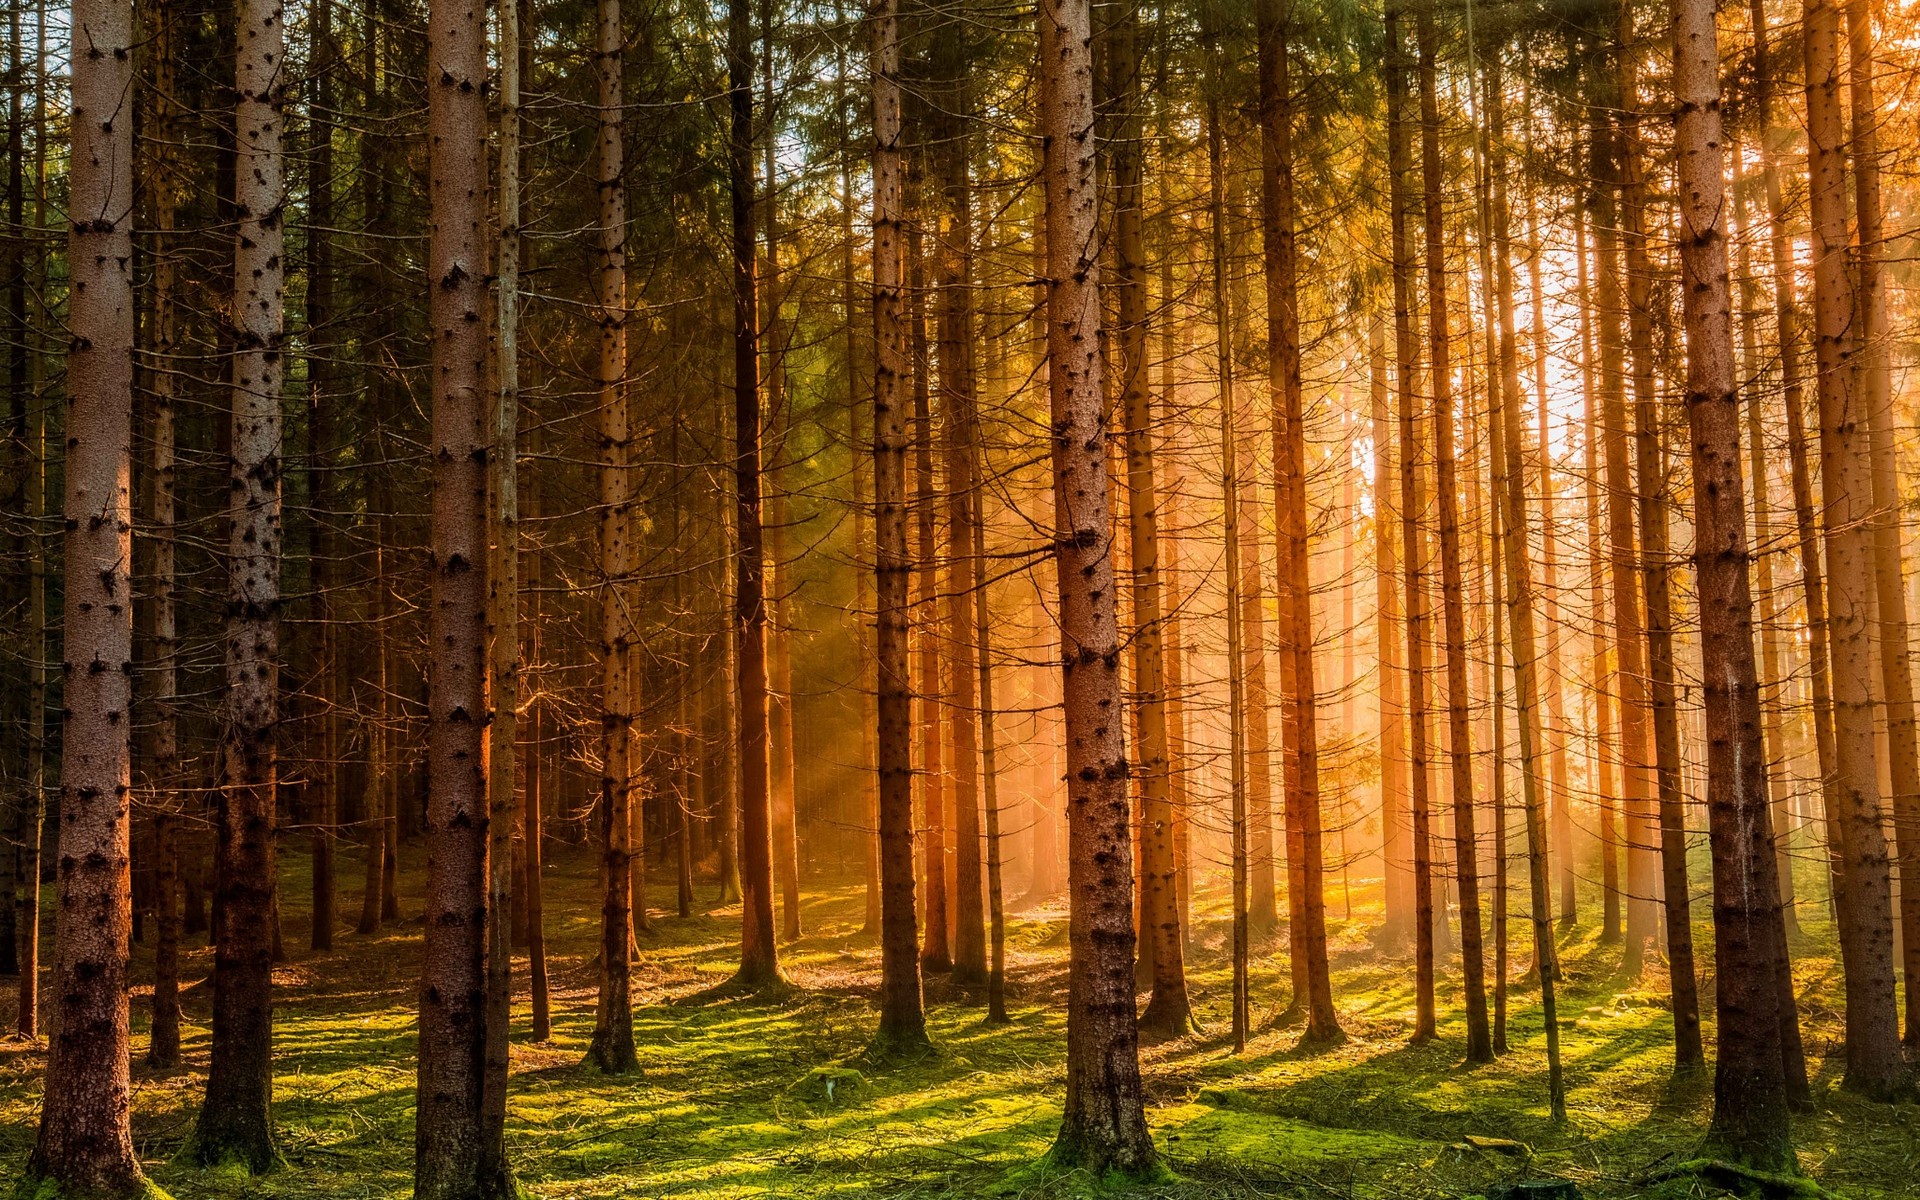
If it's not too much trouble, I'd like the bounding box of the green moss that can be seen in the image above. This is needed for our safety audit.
[0,850,1904,1198]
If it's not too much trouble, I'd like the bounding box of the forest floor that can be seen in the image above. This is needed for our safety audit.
[0,845,1914,1199]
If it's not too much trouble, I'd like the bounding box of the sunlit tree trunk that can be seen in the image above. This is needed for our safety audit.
[1670,0,1794,1161]
[1844,0,1920,1041]
[1618,14,1702,1065]
[1574,216,1618,942]
[1370,315,1410,949]
[24,0,144,1182]
[870,0,927,1052]
[306,0,339,955]
[1804,0,1908,1097]
[1386,0,1435,1042]
[1041,0,1155,1172]
[1257,0,1338,1044]
[1416,0,1490,1063]
[413,0,498,1182]
[588,0,638,1072]
[190,0,286,1163]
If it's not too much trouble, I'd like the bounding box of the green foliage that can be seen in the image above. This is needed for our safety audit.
[0,849,1905,1198]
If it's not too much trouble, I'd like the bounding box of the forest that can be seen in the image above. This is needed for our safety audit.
[0,0,1918,1191]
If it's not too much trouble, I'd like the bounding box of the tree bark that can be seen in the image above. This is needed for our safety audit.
[1803,0,1909,1098]
[1671,0,1795,1164]
[588,0,639,1072]
[1041,0,1156,1173]
[25,0,144,1183]
[189,0,286,1165]
[869,0,928,1052]
[1416,0,1490,1063]
[1370,315,1410,949]
[1386,0,1436,1042]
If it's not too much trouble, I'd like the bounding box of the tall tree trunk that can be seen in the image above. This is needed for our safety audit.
[307,0,338,954]
[414,0,498,1182]
[1489,54,1568,1125]
[1670,0,1795,1163]
[729,0,781,990]
[1259,0,1338,1045]
[1041,0,1155,1174]
[869,0,928,1051]
[480,0,525,1175]
[1575,215,1619,942]
[189,0,286,1164]
[142,0,183,1069]
[932,12,985,985]
[1618,14,1703,1065]
[24,0,144,1183]
[358,536,390,936]
[1111,0,1190,1040]
[1386,0,1436,1042]
[1844,0,1920,1043]
[1590,97,1659,967]
[910,208,950,973]
[588,0,639,1072]
[1416,0,1490,1063]
[1803,0,1909,1097]
[1370,315,1410,949]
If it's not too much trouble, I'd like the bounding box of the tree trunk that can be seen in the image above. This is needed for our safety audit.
[1803,0,1909,1098]
[1386,0,1436,1043]
[1040,0,1156,1174]
[1370,315,1410,949]
[729,0,781,991]
[1670,0,1795,1163]
[307,0,338,955]
[1416,0,1490,1063]
[414,0,498,1183]
[588,0,639,1073]
[141,0,182,1069]
[1109,0,1190,1041]
[24,0,143,1186]
[1574,215,1619,943]
[932,14,985,984]
[869,0,928,1050]
[189,0,286,1165]
[910,206,951,974]
[1844,0,1920,1045]
[1258,0,1338,1045]
[480,0,524,1174]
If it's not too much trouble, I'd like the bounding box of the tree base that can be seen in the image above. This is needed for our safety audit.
[179,1119,282,1176]
[584,1026,640,1075]
[1138,992,1198,1042]
[13,1174,175,1200]
[1645,1159,1832,1199]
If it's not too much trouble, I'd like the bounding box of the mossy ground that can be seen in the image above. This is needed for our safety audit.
[0,846,1912,1198]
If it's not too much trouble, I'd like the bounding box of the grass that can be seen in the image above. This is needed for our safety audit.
[0,843,1913,1199]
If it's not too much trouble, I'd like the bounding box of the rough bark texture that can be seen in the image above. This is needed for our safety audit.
[189,0,286,1167]
[414,0,499,1184]
[588,0,638,1073]
[729,0,781,990]
[1258,0,1338,1044]
[910,214,950,974]
[1671,0,1795,1165]
[25,0,147,1184]
[1803,0,1908,1099]
[1040,0,1156,1175]
[1416,0,1489,1064]
[870,0,928,1052]
[1385,0,1435,1042]
[1111,0,1190,1040]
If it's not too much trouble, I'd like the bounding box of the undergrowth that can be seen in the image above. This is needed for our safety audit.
[0,845,1910,1198]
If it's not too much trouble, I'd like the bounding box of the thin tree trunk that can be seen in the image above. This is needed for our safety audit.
[480,0,524,1173]
[1258,0,1338,1044]
[1041,0,1155,1173]
[1803,0,1909,1097]
[1111,0,1190,1040]
[1576,215,1618,942]
[1386,0,1436,1042]
[729,0,780,990]
[189,0,286,1163]
[1370,315,1410,949]
[307,0,338,954]
[910,207,950,973]
[869,0,928,1051]
[1416,0,1490,1063]
[588,0,638,1072]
